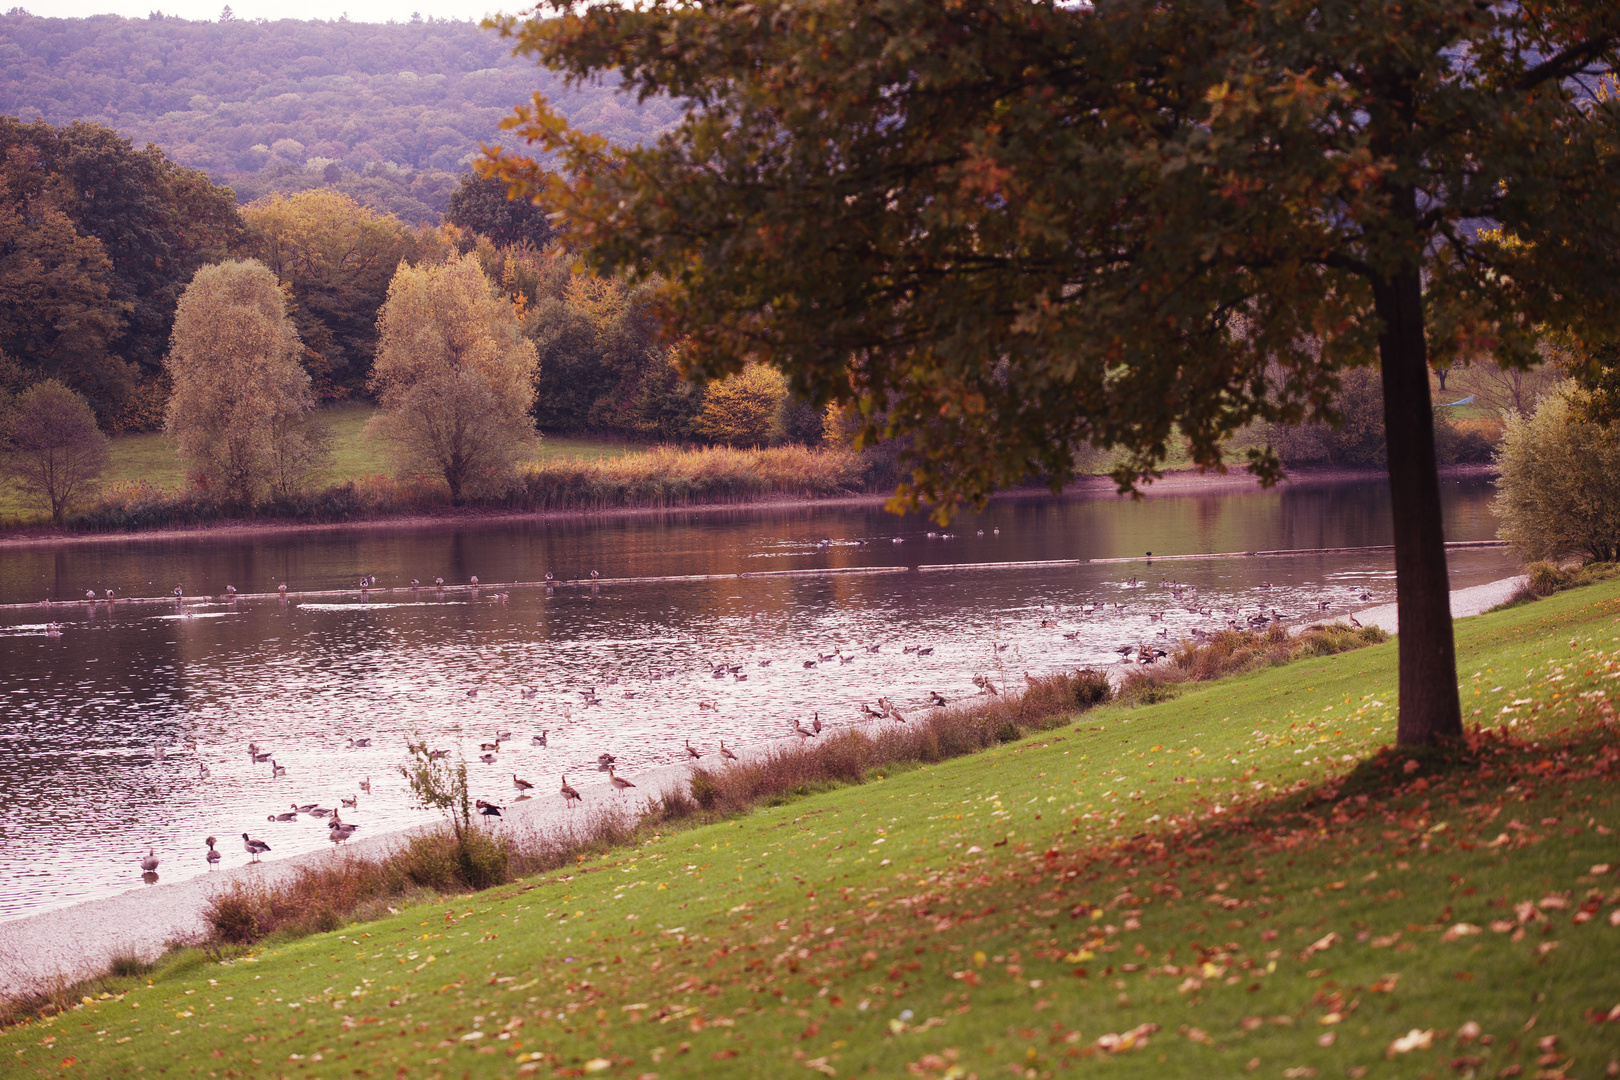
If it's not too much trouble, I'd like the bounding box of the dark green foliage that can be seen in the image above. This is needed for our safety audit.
[1269,367,1498,467]
[446,172,556,249]
[0,117,241,414]
[0,11,678,224]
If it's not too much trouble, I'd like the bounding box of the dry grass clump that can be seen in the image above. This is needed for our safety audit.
[1118,621,1388,704]
[515,444,866,510]
[685,669,1113,815]
[1493,560,1620,610]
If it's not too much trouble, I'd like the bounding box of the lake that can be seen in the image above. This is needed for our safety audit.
[0,475,1515,921]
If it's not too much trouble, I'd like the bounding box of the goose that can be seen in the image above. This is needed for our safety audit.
[803,660,818,669]
[1259,581,1273,591]
[496,730,513,742]
[277,583,287,595]
[476,801,501,817]
[253,748,275,762]
[698,700,717,711]
[434,577,444,587]
[225,585,237,596]
[1148,611,1163,622]
[520,686,539,700]
[731,674,745,683]
[470,576,479,586]
[513,773,534,794]
[861,702,884,719]
[410,578,420,588]
[198,762,210,779]
[1156,627,1169,638]
[544,572,554,583]
[308,807,333,818]
[902,645,919,655]
[1318,599,1332,611]
[467,688,480,699]
[140,848,159,873]
[719,741,739,762]
[888,704,908,723]
[294,803,317,813]
[242,833,271,862]
[929,691,947,707]
[45,621,61,635]
[792,718,816,739]
[865,643,880,654]
[811,712,822,734]
[341,795,358,808]
[839,653,855,664]
[428,749,450,760]
[597,752,617,766]
[270,811,297,821]
[173,584,184,598]
[917,646,935,656]
[85,589,97,601]
[1112,603,1126,614]
[608,767,635,794]
[205,836,221,864]
[1348,614,1363,628]
[359,776,371,793]
[479,752,497,764]
[271,759,287,777]
[560,775,582,806]
[685,739,702,760]
[1358,589,1373,601]
[532,731,548,747]
[590,570,600,579]
[106,589,115,600]
[346,737,372,748]
[1062,631,1079,640]
[977,529,984,536]
[994,643,1009,653]
[329,821,359,842]
[758,659,772,667]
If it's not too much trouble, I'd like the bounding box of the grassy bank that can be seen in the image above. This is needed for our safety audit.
[5,582,1619,1078]
[0,403,869,531]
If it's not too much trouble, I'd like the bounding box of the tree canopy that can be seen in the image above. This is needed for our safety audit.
[487,0,1620,745]
[369,253,539,501]
[165,258,317,503]
[1,378,110,524]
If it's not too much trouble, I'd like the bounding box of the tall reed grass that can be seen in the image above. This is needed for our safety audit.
[61,445,869,533]
[1116,620,1388,704]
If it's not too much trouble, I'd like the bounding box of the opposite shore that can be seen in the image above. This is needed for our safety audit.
[0,462,1498,550]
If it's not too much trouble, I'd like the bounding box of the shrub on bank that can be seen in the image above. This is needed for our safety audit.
[1117,621,1388,704]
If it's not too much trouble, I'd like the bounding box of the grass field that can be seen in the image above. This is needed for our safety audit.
[0,406,646,523]
[6,580,1618,1078]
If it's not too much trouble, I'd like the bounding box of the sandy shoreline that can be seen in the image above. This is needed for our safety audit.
[0,464,1497,551]
[0,566,1523,994]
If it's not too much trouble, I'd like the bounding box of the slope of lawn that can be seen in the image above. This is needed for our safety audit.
[6,580,1620,1079]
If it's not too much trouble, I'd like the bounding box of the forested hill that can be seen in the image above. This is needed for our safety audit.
[0,11,677,222]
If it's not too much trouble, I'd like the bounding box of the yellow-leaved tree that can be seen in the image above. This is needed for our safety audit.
[165,258,320,504]
[696,363,787,447]
[369,254,540,501]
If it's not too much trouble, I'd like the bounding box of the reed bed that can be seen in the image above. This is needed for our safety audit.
[61,445,869,533]
[1116,620,1388,704]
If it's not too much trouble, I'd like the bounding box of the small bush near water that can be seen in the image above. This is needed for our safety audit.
[1493,559,1620,610]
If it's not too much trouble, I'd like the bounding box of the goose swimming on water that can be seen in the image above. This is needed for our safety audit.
[140,848,159,873]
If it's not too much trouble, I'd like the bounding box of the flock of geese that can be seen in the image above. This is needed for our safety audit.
[125,564,1378,877]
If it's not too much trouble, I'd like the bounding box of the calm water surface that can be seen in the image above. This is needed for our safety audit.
[0,478,1514,920]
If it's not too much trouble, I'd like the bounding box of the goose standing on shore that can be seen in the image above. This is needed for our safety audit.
[560,775,582,806]
[513,773,534,795]
[242,833,270,862]
[205,837,221,864]
[685,738,702,761]
[608,767,635,795]
[720,740,739,762]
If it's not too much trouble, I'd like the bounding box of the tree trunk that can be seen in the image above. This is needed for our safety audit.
[1372,265,1464,746]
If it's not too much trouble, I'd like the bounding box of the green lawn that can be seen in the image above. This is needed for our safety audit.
[7,581,1619,1077]
[0,405,643,524]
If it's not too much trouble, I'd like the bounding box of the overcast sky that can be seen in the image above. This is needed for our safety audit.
[29,0,518,22]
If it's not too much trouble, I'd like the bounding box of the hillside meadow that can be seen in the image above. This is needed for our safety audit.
[4,577,1618,1077]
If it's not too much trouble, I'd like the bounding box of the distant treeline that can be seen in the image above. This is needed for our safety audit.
[0,11,678,222]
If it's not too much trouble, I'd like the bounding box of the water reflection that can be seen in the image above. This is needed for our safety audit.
[0,478,1512,921]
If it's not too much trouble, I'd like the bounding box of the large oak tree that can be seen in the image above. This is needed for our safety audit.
[486,0,1620,746]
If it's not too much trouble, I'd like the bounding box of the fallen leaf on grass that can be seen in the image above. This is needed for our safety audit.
[1441,923,1482,941]
[1300,932,1340,959]
[1369,974,1400,993]
[1096,1023,1159,1052]
[1387,1029,1433,1056]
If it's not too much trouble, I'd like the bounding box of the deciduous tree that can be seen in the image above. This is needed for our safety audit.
[369,253,539,501]
[1,379,111,524]
[446,172,557,250]
[1494,386,1620,565]
[697,364,786,447]
[165,259,319,503]
[486,0,1620,746]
